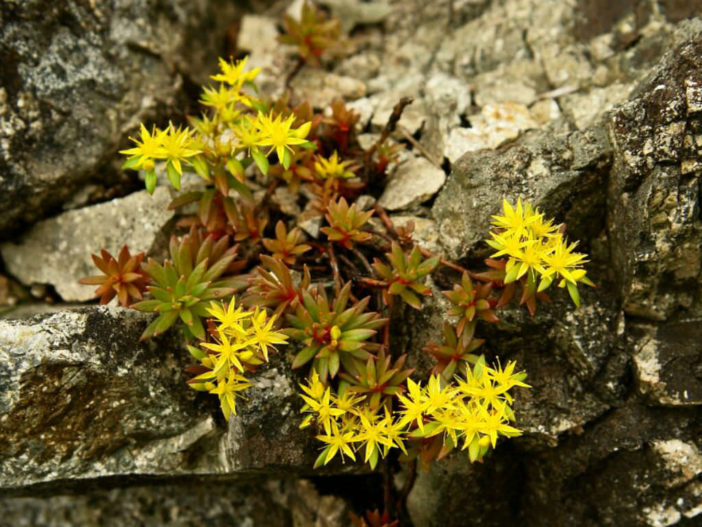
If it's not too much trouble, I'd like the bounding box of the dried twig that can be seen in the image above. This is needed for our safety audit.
[363,97,414,178]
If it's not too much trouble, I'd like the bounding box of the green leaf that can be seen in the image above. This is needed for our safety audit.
[468,437,480,462]
[187,344,206,360]
[198,189,215,226]
[226,158,244,179]
[314,447,331,469]
[130,299,160,312]
[251,148,269,175]
[399,288,422,309]
[229,177,254,202]
[340,328,376,342]
[282,148,292,169]
[190,155,210,181]
[169,191,202,210]
[166,161,181,190]
[329,351,340,378]
[145,170,157,194]
[152,310,180,336]
[122,156,141,170]
[292,345,318,369]
[179,308,193,326]
[567,281,581,307]
[298,141,317,150]
[537,275,553,292]
[504,263,520,284]
[189,314,205,340]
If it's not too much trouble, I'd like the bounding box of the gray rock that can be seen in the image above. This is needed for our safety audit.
[0,307,225,490]
[0,306,356,492]
[630,321,702,407]
[323,0,393,33]
[379,156,446,211]
[290,70,367,109]
[0,188,175,302]
[607,19,702,321]
[0,479,347,527]
[433,125,612,259]
[0,0,242,236]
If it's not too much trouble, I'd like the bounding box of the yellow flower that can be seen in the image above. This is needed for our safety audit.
[210,372,252,420]
[353,408,393,467]
[475,401,522,448]
[424,375,454,414]
[485,360,530,395]
[200,84,252,112]
[314,151,354,180]
[201,329,251,375]
[232,115,262,151]
[491,198,538,237]
[206,297,249,330]
[250,308,288,361]
[486,231,526,260]
[300,386,344,435]
[120,124,164,170]
[396,378,427,432]
[540,238,589,285]
[379,407,407,455]
[316,420,357,465]
[211,56,260,87]
[255,113,311,169]
[159,123,201,175]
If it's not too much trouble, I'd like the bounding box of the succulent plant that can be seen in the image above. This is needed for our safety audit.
[424,322,484,379]
[279,0,343,66]
[443,272,499,335]
[79,245,150,306]
[132,227,247,340]
[373,243,439,309]
[262,220,311,265]
[321,197,373,249]
[322,100,360,154]
[340,349,414,410]
[286,283,387,381]
[243,255,311,317]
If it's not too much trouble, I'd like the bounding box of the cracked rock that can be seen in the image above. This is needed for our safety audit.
[0,0,243,236]
[379,156,446,211]
[0,188,175,302]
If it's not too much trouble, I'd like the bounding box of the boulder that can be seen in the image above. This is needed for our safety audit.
[0,0,241,237]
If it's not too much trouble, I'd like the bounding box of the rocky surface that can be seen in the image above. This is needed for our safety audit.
[1,0,702,525]
[0,0,243,236]
[0,479,350,527]
[0,188,175,302]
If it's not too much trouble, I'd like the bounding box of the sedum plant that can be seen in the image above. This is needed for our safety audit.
[80,5,594,520]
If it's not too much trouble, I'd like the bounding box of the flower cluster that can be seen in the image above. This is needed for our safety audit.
[486,199,594,307]
[121,56,313,196]
[81,6,591,518]
[187,298,288,419]
[299,356,528,468]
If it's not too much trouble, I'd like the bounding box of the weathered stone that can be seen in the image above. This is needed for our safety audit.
[378,156,446,211]
[444,103,539,163]
[607,19,702,320]
[0,0,242,236]
[0,478,353,526]
[560,83,633,130]
[291,70,367,109]
[0,188,175,302]
[0,306,356,492]
[0,307,224,489]
[323,0,393,32]
[434,125,612,259]
[630,321,702,407]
